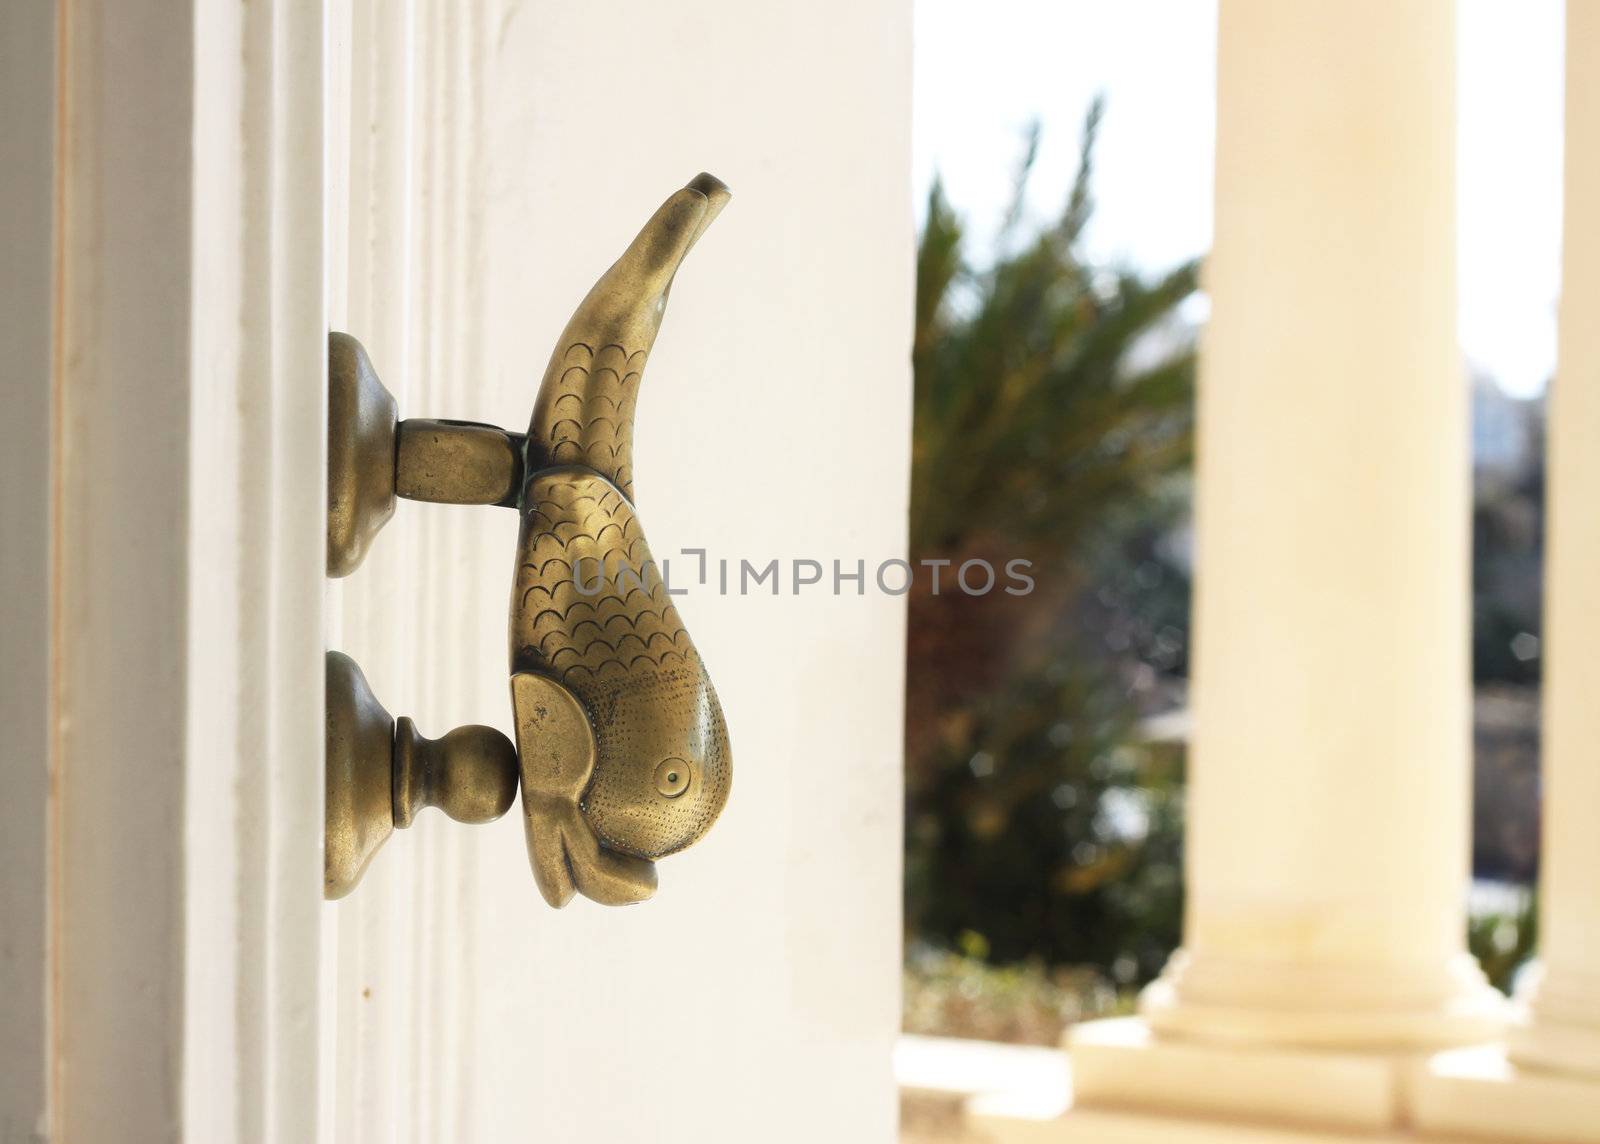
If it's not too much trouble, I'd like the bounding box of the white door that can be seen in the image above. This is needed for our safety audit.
[6,2,912,1141]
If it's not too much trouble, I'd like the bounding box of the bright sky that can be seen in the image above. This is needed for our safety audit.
[914,0,1566,399]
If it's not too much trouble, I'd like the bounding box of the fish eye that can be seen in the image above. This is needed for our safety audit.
[654,758,691,798]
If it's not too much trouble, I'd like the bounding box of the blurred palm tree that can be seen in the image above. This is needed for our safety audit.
[911,104,1196,558]
[905,100,1200,977]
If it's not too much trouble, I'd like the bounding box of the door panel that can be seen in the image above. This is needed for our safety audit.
[469,5,913,1140]
[328,1,913,1140]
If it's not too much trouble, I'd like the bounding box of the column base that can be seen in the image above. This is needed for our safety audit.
[1067,1016,1405,1133]
[1508,963,1600,1077]
[1512,1017,1600,1077]
[1141,948,1508,1049]
[973,1104,1489,1144]
[1412,1043,1600,1143]
[962,1018,1505,1144]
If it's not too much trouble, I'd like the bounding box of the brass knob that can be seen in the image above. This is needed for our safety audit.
[326,334,524,578]
[324,652,517,899]
[393,716,519,828]
[326,334,397,578]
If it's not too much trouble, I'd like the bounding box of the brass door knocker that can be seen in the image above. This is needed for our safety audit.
[324,174,733,906]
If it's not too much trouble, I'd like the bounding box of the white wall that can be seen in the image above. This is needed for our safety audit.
[325,1,913,1140]
[472,3,913,1139]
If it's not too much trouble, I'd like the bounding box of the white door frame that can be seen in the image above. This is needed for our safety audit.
[1,2,328,1138]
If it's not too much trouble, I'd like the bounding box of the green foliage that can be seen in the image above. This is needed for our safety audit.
[1468,893,1538,995]
[911,100,1199,557]
[902,942,1127,1047]
[1472,410,1545,685]
[904,100,1543,1035]
[905,101,1198,988]
[906,651,1185,980]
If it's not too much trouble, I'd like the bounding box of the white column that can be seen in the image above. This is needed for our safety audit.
[1510,0,1600,1081]
[1054,2,1504,1137]
[1142,0,1501,1052]
[1410,23,1600,1133]
[1382,10,1600,1143]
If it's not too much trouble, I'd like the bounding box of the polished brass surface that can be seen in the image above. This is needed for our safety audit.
[395,419,524,506]
[523,172,728,498]
[508,470,729,906]
[508,173,731,906]
[324,651,397,898]
[323,651,518,899]
[325,174,733,907]
[509,670,657,906]
[393,715,519,829]
[327,347,524,575]
[327,333,397,577]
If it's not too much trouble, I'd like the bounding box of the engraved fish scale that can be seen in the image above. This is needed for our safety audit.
[508,463,726,865]
[511,467,692,685]
[528,342,644,498]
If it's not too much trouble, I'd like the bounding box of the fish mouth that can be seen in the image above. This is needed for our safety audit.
[525,796,658,908]
[511,670,659,907]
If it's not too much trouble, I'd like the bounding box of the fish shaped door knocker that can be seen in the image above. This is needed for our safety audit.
[323,175,733,907]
